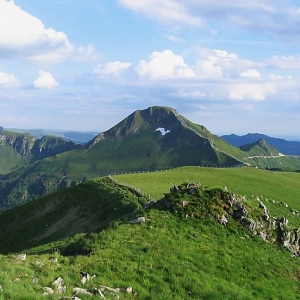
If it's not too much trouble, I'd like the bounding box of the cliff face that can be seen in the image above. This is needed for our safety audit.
[0,131,80,160]
[0,133,37,156]
[31,136,81,160]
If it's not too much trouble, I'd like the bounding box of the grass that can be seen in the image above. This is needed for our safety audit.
[0,208,299,299]
[113,166,300,206]
[0,167,300,298]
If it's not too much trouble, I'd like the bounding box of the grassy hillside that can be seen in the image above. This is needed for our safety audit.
[113,166,300,227]
[240,139,280,157]
[0,169,300,299]
[0,145,30,174]
[1,106,300,213]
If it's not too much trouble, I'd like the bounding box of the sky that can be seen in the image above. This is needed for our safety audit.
[0,0,300,139]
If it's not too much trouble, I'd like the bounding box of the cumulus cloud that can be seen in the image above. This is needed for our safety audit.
[0,72,18,87]
[33,70,58,89]
[0,0,98,64]
[136,50,195,79]
[240,69,260,78]
[194,48,240,79]
[93,61,132,76]
[228,83,275,101]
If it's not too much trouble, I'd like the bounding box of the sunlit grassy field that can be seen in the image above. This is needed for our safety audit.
[0,167,300,299]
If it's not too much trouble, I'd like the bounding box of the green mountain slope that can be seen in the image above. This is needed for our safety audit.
[0,130,80,174]
[0,106,245,211]
[0,169,299,299]
[1,106,299,212]
[240,138,280,156]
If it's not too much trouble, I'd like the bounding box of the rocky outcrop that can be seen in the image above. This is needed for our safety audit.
[159,182,300,257]
[0,133,37,155]
[0,131,80,159]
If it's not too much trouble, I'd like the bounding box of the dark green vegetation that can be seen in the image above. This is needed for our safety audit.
[1,106,300,212]
[0,168,300,299]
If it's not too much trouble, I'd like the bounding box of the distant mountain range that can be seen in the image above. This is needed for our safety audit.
[1,106,300,211]
[221,133,300,156]
[5,128,98,144]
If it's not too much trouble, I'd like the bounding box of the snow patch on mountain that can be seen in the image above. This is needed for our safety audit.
[156,127,171,135]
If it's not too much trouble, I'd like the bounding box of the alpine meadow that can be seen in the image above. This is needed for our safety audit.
[0,106,300,299]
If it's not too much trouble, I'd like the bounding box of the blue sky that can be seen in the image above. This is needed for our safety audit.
[0,0,300,139]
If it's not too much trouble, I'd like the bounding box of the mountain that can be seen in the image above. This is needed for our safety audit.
[239,138,280,157]
[0,106,246,211]
[1,106,300,211]
[221,133,300,156]
[0,129,80,174]
[6,128,98,144]
[0,168,299,298]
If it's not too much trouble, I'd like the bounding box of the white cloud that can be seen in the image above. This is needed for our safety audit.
[93,61,132,76]
[33,70,58,89]
[0,0,98,64]
[119,0,300,40]
[166,34,185,43]
[240,69,260,78]
[173,90,206,99]
[265,56,300,69]
[194,48,238,79]
[228,83,275,101]
[0,72,18,87]
[119,0,202,27]
[136,50,195,79]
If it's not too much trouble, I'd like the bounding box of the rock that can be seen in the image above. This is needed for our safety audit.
[218,215,228,226]
[129,217,146,224]
[52,277,66,294]
[49,257,58,263]
[79,272,90,285]
[73,287,93,296]
[228,193,240,207]
[31,277,39,284]
[35,260,43,267]
[16,254,26,261]
[44,287,54,295]
[258,200,270,221]
[143,200,156,209]
[232,204,248,220]
[279,217,289,226]
[91,288,105,298]
[99,285,120,294]
[259,230,268,241]
[240,218,256,232]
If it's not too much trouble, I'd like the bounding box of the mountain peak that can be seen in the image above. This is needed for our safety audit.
[89,106,186,144]
[240,138,280,156]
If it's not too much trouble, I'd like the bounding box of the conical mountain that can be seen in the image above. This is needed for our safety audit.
[240,138,280,157]
[86,106,244,170]
[0,106,245,211]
